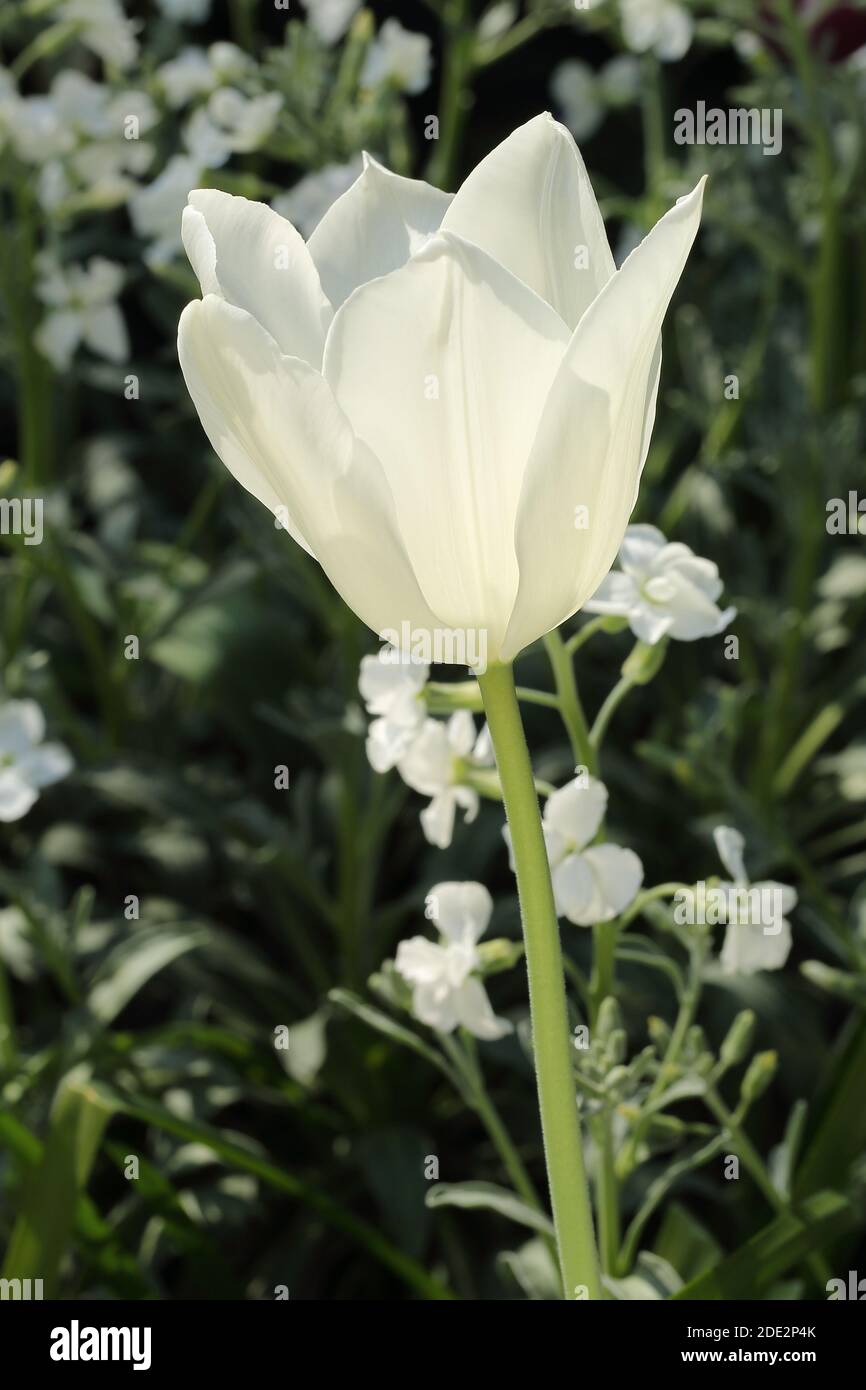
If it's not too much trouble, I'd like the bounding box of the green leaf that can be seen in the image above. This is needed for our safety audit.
[2,1069,116,1296]
[426,1181,554,1236]
[328,989,455,1081]
[672,1191,852,1300]
[795,1014,866,1198]
[653,1202,723,1284]
[86,926,209,1025]
[497,1237,562,1301]
[605,1251,683,1300]
[99,1086,454,1300]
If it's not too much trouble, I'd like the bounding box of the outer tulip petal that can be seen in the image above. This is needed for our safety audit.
[323,231,570,655]
[502,179,706,662]
[177,294,442,638]
[183,189,331,367]
[442,113,616,329]
[307,153,453,310]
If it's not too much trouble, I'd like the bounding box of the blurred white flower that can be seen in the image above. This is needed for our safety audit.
[714,827,795,975]
[395,882,512,1039]
[585,524,736,644]
[621,0,693,62]
[301,0,361,45]
[157,0,211,21]
[550,61,602,141]
[478,3,518,41]
[359,645,429,773]
[61,0,140,70]
[208,42,253,83]
[206,88,281,154]
[6,94,75,164]
[0,700,73,823]
[397,711,493,849]
[362,19,433,94]
[34,254,129,371]
[551,54,641,142]
[272,159,364,237]
[157,47,215,108]
[130,154,201,264]
[506,775,643,926]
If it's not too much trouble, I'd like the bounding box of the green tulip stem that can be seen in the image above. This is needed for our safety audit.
[478,661,602,1300]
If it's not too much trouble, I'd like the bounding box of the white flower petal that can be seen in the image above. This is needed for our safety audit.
[720,918,792,975]
[18,742,73,789]
[0,769,38,822]
[395,935,449,986]
[544,776,608,853]
[713,825,748,885]
[551,853,596,924]
[178,294,443,635]
[412,979,460,1032]
[579,844,644,923]
[0,700,45,758]
[307,153,451,311]
[420,792,457,849]
[583,570,640,616]
[442,113,615,329]
[324,231,570,658]
[183,189,331,366]
[397,719,453,796]
[501,179,705,662]
[425,881,493,946]
[453,977,512,1041]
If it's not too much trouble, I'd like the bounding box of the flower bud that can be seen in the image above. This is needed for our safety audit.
[740,1050,778,1105]
[719,1009,756,1070]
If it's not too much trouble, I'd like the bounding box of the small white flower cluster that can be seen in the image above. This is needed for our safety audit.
[394,881,512,1040]
[359,647,492,850]
[585,524,736,644]
[713,826,796,975]
[0,700,73,824]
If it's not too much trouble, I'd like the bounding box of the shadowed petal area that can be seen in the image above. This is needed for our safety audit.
[183,189,331,367]
[307,153,453,310]
[442,113,616,329]
[178,294,442,637]
[323,231,570,657]
[501,179,706,662]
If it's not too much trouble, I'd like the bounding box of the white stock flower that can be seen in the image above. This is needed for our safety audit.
[714,827,795,975]
[202,88,281,155]
[505,775,643,926]
[585,524,736,643]
[359,645,429,772]
[301,0,361,45]
[157,48,216,108]
[34,255,128,372]
[61,0,140,70]
[0,700,73,823]
[395,881,512,1040]
[397,711,493,849]
[178,115,705,665]
[362,20,433,94]
[272,160,364,238]
[621,0,694,62]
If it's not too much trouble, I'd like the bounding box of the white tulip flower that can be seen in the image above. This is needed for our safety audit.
[178,114,705,666]
[714,827,795,975]
[505,775,643,926]
[584,524,736,643]
[359,645,429,772]
[621,0,694,63]
[395,881,512,1040]
[397,711,493,849]
[0,700,73,823]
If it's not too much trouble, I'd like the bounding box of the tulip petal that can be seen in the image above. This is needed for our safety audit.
[177,294,442,637]
[502,179,706,661]
[307,153,452,310]
[183,189,331,367]
[442,113,615,329]
[323,231,570,655]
